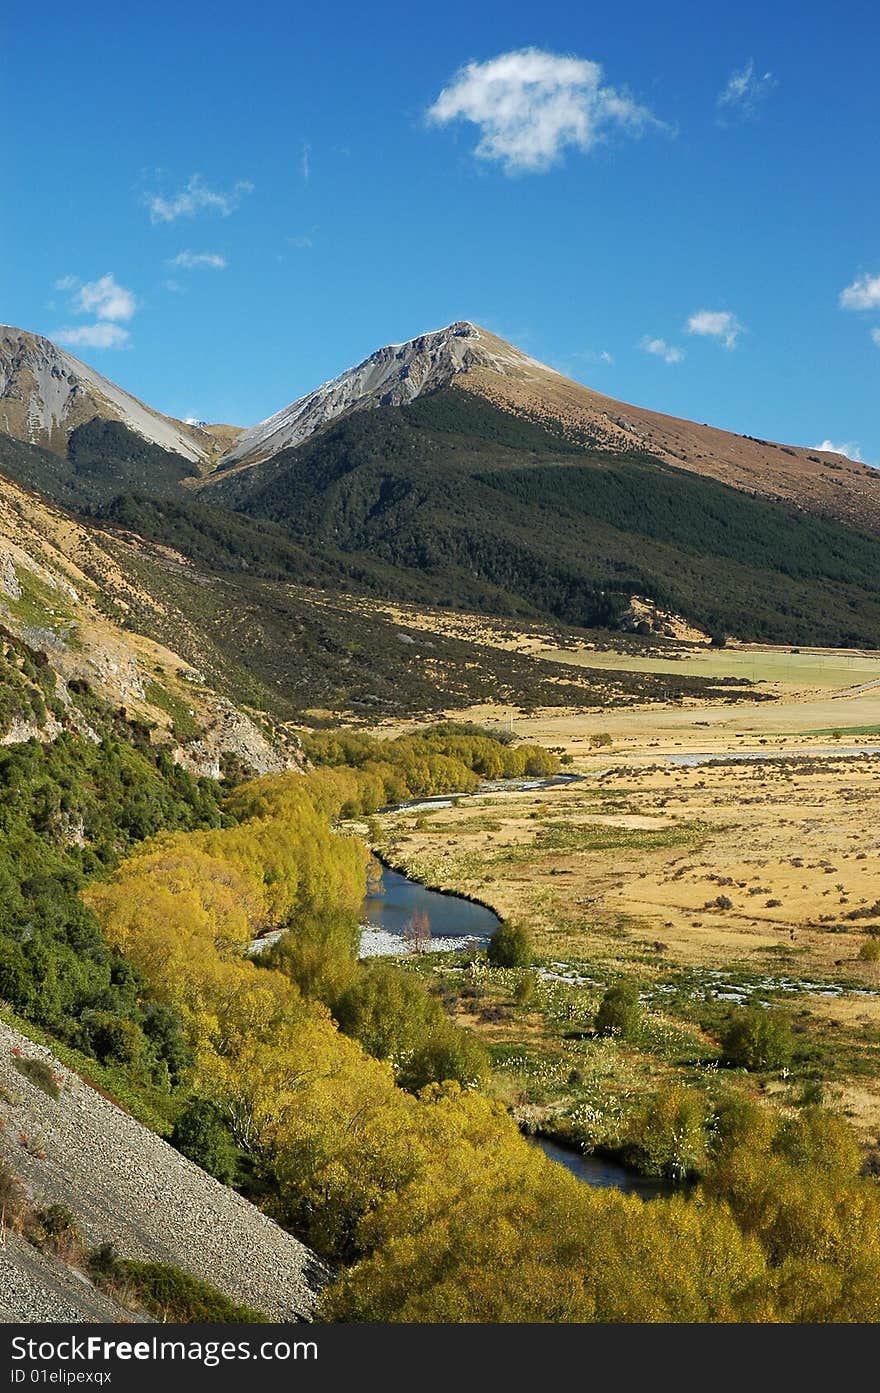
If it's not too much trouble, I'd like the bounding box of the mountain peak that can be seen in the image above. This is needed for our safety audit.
[0,325,212,465]
[218,320,558,469]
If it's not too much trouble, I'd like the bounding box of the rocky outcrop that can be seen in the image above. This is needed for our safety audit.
[176,700,303,780]
[0,326,211,463]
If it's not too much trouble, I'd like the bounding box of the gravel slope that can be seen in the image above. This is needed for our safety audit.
[0,1018,326,1322]
[0,1232,136,1323]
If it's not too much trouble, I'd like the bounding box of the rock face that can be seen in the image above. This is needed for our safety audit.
[218,320,558,468]
[0,548,21,599]
[176,700,301,780]
[0,1019,327,1321]
[0,326,210,463]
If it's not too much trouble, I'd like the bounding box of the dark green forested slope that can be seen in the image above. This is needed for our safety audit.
[0,420,198,511]
[209,387,880,647]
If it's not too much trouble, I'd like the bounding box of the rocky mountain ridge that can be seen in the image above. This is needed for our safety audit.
[0,326,231,468]
[217,320,558,469]
[4,319,876,537]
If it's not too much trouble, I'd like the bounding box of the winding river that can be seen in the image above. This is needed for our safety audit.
[359,774,581,954]
[357,773,685,1199]
[359,864,676,1200]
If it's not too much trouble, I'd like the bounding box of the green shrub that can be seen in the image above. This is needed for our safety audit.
[595,983,641,1039]
[487,922,532,969]
[262,910,359,1005]
[0,941,35,1009]
[27,1204,81,1257]
[171,1098,241,1185]
[512,970,537,1007]
[622,1086,712,1180]
[400,1024,490,1092]
[709,1095,776,1163]
[335,963,442,1064]
[11,1054,61,1099]
[77,1012,147,1067]
[772,1107,862,1181]
[87,1246,268,1323]
[720,1007,792,1071]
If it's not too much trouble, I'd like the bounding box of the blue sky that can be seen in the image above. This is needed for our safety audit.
[2,1,878,461]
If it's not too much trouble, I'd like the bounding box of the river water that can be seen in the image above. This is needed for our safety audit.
[358,774,581,955]
[527,1135,678,1200]
[360,866,500,956]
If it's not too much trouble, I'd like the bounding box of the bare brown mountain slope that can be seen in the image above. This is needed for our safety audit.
[458,330,880,535]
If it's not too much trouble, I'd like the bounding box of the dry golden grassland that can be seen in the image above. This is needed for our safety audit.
[360,630,880,1150]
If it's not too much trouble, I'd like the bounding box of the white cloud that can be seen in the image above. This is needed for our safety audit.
[599,350,613,364]
[53,323,131,350]
[301,142,311,182]
[427,47,664,173]
[50,272,137,349]
[290,234,314,249]
[717,60,776,120]
[872,328,880,347]
[73,273,137,322]
[641,336,683,365]
[147,174,254,224]
[815,439,864,463]
[839,273,880,311]
[168,251,227,270]
[686,308,743,349]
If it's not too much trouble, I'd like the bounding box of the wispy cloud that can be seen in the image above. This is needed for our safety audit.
[872,328,880,347]
[815,439,864,463]
[53,322,131,350]
[51,273,137,350]
[717,60,776,121]
[167,250,228,270]
[572,346,614,366]
[427,47,666,174]
[641,336,683,365]
[839,272,880,311]
[300,142,311,182]
[289,234,314,249]
[686,308,743,349]
[146,174,254,224]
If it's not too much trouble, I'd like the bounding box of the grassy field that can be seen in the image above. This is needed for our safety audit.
[355,641,880,1156]
[367,766,880,1151]
[534,643,880,690]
